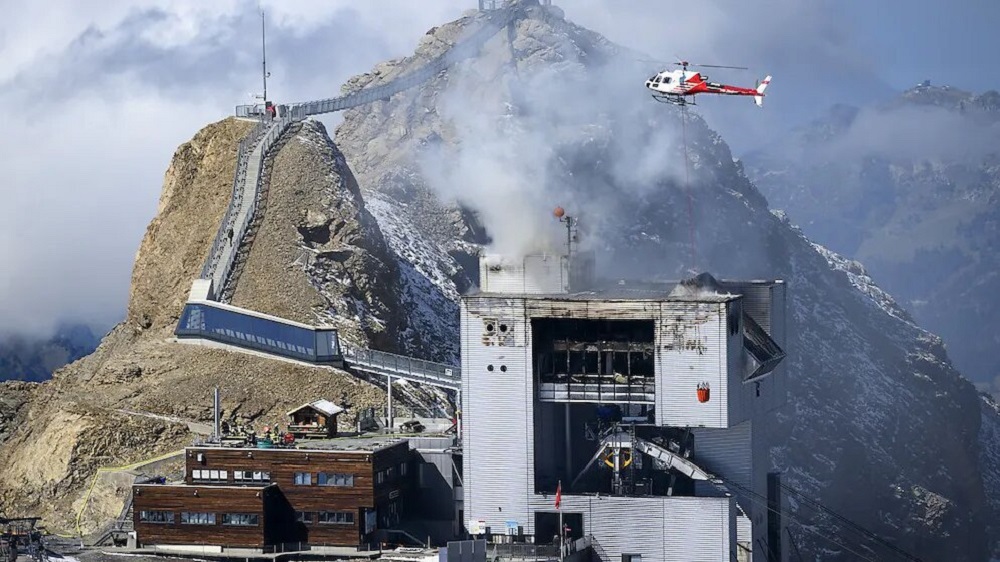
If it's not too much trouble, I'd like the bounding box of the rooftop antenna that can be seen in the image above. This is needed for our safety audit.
[553,207,578,257]
[261,9,269,104]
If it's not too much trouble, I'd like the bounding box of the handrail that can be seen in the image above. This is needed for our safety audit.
[342,344,461,390]
[203,6,523,286]
[201,106,307,296]
[287,6,521,117]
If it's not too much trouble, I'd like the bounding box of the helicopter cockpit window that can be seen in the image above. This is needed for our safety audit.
[663,77,672,84]
[653,76,662,84]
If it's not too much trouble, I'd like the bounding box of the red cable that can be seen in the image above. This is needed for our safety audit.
[680,105,697,271]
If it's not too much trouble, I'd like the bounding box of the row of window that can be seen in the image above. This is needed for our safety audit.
[138,511,259,526]
[295,511,355,525]
[190,469,354,487]
[293,472,355,487]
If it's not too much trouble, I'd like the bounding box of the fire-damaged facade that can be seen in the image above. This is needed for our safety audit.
[461,253,789,562]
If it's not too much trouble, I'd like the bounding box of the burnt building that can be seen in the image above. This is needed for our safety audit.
[461,253,789,562]
[133,439,414,551]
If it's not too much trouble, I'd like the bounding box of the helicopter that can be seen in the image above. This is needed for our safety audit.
[645,61,771,107]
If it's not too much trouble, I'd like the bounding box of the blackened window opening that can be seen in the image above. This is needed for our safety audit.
[532,318,655,403]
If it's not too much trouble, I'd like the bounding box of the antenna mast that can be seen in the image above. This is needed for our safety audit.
[553,207,577,257]
[261,9,268,103]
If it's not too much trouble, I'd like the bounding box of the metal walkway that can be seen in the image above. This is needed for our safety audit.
[284,6,521,117]
[186,3,513,389]
[343,345,461,390]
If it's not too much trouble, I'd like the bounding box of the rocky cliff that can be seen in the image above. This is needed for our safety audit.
[743,87,1000,398]
[0,118,394,532]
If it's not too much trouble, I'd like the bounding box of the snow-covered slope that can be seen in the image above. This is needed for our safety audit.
[331,3,993,559]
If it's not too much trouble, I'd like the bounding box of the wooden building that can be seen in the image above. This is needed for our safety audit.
[286,399,343,439]
[132,440,414,550]
[133,484,281,548]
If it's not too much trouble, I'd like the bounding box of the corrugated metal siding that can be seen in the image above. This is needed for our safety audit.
[662,497,734,562]
[723,282,789,418]
[691,422,770,560]
[751,422,770,561]
[657,302,728,428]
[524,299,659,319]
[691,423,752,490]
[479,256,568,294]
[522,495,733,562]
[462,297,533,533]
[737,513,752,549]
[727,299,748,425]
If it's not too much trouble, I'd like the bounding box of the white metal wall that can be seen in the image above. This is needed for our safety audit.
[479,255,568,294]
[523,494,735,562]
[656,302,730,428]
[462,297,533,534]
[691,422,774,562]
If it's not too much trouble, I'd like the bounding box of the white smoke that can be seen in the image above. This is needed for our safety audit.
[417,10,690,260]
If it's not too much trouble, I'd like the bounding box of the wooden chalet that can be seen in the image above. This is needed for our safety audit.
[287,399,344,439]
[133,440,413,551]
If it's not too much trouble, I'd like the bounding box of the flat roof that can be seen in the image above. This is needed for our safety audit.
[471,288,738,303]
[468,275,783,303]
[188,435,410,454]
[184,299,337,331]
[134,482,276,490]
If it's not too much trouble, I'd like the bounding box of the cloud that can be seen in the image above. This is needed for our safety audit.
[819,104,1000,163]
[0,0,471,340]
[414,23,693,260]
[0,0,993,342]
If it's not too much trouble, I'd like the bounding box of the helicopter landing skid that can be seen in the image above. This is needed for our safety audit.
[651,94,696,107]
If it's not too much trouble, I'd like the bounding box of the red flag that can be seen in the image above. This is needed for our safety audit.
[555,480,562,509]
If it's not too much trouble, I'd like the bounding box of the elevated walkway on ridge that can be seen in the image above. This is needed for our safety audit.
[180,2,515,393]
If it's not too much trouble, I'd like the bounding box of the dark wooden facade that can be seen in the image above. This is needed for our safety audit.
[133,484,278,548]
[133,442,414,549]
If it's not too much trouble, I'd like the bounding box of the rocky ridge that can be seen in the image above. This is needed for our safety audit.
[743,86,1000,396]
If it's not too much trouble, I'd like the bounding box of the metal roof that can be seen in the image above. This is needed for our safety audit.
[286,399,344,418]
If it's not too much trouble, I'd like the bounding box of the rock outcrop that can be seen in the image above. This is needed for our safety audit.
[743,87,1000,396]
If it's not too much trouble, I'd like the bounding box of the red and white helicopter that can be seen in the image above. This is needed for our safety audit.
[645,61,771,107]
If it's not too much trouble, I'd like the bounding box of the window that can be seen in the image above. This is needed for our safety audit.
[663,77,672,84]
[376,471,385,485]
[180,512,216,525]
[318,473,354,487]
[296,511,316,524]
[622,555,642,562]
[191,469,228,482]
[294,472,312,485]
[318,511,355,525]
[222,513,259,526]
[400,462,408,477]
[139,511,174,524]
[234,470,270,483]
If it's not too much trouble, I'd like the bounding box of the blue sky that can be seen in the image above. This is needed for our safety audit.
[843,0,1000,95]
[0,0,996,340]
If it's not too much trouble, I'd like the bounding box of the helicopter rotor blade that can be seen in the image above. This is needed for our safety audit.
[688,63,749,70]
